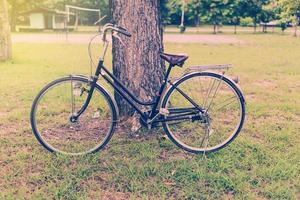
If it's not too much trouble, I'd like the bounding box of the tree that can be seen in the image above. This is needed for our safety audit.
[7,0,47,32]
[111,0,164,116]
[260,4,276,32]
[201,0,232,34]
[242,0,270,33]
[160,0,171,26]
[187,0,203,26]
[278,0,300,36]
[0,0,12,61]
[227,0,244,34]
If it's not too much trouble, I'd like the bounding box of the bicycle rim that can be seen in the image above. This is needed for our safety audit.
[162,72,245,153]
[31,77,116,155]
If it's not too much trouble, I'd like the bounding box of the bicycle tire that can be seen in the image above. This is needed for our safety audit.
[161,72,246,154]
[30,76,118,155]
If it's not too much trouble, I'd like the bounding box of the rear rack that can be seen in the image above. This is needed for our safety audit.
[186,64,232,73]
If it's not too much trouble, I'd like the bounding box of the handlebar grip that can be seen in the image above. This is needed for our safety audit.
[115,25,132,37]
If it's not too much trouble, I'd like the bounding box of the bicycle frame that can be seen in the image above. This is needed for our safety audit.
[72,40,204,125]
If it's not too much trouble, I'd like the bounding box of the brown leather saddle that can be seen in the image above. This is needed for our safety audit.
[160,53,189,67]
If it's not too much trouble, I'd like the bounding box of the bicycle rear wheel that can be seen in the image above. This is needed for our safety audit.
[161,72,245,154]
[30,76,117,155]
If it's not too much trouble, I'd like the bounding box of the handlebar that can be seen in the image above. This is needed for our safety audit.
[101,23,131,42]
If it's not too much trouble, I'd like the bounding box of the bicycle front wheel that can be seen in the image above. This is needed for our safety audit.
[161,72,245,154]
[30,76,117,155]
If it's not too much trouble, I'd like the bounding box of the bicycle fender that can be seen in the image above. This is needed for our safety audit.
[166,71,246,105]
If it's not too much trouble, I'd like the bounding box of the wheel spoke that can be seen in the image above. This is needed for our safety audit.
[163,73,245,154]
[205,77,223,113]
[203,78,216,108]
[31,77,116,155]
[212,96,237,112]
[70,77,75,115]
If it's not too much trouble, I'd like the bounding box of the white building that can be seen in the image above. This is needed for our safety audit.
[23,8,74,30]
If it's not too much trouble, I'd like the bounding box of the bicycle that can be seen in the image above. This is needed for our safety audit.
[30,23,246,155]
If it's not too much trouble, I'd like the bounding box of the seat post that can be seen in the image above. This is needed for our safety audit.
[164,64,174,82]
[149,63,174,119]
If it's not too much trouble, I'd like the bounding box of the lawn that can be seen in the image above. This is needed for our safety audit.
[0,34,299,199]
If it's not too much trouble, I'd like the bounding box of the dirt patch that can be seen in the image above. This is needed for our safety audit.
[254,79,278,89]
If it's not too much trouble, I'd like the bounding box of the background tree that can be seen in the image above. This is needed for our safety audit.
[242,0,270,33]
[160,0,171,26]
[166,0,184,26]
[278,0,300,36]
[201,0,232,34]
[111,0,164,116]
[227,0,244,34]
[0,0,12,61]
[260,4,276,32]
[187,0,203,26]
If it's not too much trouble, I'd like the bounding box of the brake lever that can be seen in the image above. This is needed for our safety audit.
[112,32,125,46]
[94,15,107,26]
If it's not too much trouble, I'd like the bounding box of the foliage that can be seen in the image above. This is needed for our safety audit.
[277,0,300,25]
[186,0,203,26]
[7,0,300,34]
[200,0,233,26]
[240,17,254,27]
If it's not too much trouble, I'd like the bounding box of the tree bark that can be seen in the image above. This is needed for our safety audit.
[111,0,164,116]
[0,0,12,61]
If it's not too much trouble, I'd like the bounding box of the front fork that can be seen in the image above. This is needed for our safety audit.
[70,61,103,122]
[69,75,98,122]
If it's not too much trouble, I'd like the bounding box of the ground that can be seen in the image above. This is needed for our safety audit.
[0,32,299,199]
[12,33,244,44]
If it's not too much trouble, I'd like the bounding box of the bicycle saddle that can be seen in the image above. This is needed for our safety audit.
[160,53,189,67]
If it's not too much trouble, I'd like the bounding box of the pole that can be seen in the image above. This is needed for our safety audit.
[180,0,186,33]
[180,0,185,27]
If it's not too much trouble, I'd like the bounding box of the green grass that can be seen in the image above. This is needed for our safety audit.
[0,34,299,199]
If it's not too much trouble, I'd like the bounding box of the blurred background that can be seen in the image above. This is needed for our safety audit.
[5,0,300,35]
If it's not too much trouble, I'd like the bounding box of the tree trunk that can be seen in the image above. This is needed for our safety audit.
[234,24,237,34]
[293,16,298,37]
[10,0,17,32]
[111,0,164,116]
[253,16,257,33]
[0,0,12,61]
[213,23,217,34]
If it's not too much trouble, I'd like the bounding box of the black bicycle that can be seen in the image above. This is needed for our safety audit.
[30,23,246,155]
